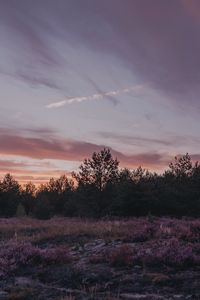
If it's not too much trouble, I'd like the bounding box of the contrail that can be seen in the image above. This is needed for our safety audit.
[46,85,143,108]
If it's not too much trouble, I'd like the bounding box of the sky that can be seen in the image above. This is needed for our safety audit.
[1,0,200,185]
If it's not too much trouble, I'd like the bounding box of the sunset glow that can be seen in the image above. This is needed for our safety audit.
[1,0,200,184]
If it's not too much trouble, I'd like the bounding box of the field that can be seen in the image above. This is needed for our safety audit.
[0,217,200,300]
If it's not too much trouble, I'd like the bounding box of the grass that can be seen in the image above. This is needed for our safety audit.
[0,216,199,243]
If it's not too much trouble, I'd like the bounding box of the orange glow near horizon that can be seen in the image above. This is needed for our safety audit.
[0,160,167,186]
[0,170,72,187]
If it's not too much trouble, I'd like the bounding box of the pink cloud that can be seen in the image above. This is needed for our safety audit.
[0,128,168,170]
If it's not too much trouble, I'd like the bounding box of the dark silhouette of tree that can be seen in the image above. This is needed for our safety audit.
[161,154,199,216]
[72,148,119,191]
[111,168,136,216]
[0,174,21,217]
[33,184,53,219]
[21,182,36,215]
[47,175,74,214]
[1,151,200,218]
[72,148,119,217]
[168,153,193,178]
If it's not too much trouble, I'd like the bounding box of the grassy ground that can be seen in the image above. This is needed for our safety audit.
[0,217,200,299]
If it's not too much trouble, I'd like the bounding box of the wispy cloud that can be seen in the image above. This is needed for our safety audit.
[0,126,169,169]
[98,132,200,148]
[2,1,200,109]
[0,158,67,185]
[46,85,143,108]
[2,126,200,174]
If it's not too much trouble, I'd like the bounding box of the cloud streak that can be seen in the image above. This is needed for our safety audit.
[0,127,168,170]
[2,0,200,108]
[46,85,143,108]
[1,127,200,182]
[0,159,68,185]
[98,132,200,148]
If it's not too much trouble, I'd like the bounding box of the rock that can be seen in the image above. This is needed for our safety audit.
[92,242,106,251]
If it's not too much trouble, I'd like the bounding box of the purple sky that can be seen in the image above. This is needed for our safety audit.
[1,0,200,184]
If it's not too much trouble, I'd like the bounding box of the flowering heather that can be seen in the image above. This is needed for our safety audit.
[108,245,133,267]
[0,217,200,278]
[0,240,71,278]
[0,217,200,299]
[135,238,199,267]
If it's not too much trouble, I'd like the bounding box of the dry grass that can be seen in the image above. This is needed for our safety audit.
[0,216,199,244]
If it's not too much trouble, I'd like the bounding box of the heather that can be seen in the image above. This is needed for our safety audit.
[0,217,200,299]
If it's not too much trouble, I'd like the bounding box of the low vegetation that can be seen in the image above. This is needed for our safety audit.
[0,217,200,299]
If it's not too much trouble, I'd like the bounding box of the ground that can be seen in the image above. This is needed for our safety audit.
[0,217,200,300]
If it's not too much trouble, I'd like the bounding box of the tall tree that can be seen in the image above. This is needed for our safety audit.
[21,182,36,215]
[168,153,193,178]
[47,175,74,214]
[72,148,119,191]
[0,174,21,217]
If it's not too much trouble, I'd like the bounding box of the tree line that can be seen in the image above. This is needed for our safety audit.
[1,149,200,219]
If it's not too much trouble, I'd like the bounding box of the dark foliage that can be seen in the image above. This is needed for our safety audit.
[33,186,53,220]
[21,182,36,215]
[1,149,200,218]
[0,174,21,217]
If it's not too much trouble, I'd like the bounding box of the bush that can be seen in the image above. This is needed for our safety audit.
[0,241,71,278]
[109,245,133,267]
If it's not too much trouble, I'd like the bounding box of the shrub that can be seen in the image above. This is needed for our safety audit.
[136,238,197,267]
[109,245,133,267]
[0,241,71,278]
